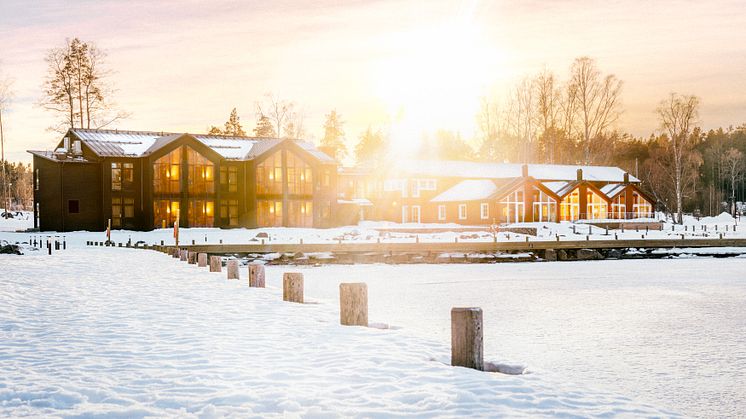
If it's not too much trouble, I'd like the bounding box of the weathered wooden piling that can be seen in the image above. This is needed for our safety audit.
[179,249,187,261]
[188,251,197,264]
[197,253,208,267]
[248,263,266,287]
[227,260,239,279]
[283,272,304,303]
[339,283,368,326]
[210,256,222,272]
[451,307,483,371]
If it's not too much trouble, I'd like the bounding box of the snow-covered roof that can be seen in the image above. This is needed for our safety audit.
[395,160,638,183]
[542,181,570,195]
[63,129,334,162]
[431,180,497,202]
[601,183,626,198]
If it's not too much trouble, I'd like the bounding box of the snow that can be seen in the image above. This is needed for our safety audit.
[0,249,676,417]
[73,129,162,157]
[261,260,746,418]
[430,179,498,202]
[193,136,258,160]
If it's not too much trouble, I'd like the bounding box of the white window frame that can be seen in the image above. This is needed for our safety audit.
[458,204,467,220]
[480,203,489,220]
[411,205,421,223]
[401,205,409,223]
[438,205,446,221]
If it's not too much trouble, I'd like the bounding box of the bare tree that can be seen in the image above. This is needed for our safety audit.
[255,93,297,139]
[568,56,623,163]
[722,147,744,215]
[656,93,701,223]
[40,38,127,132]
[0,66,13,214]
[535,69,562,163]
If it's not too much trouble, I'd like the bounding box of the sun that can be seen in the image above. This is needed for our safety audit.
[374,19,500,158]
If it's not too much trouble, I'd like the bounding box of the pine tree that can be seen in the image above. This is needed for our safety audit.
[321,110,346,160]
[253,114,276,137]
[355,127,387,167]
[207,126,223,135]
[223,108,245,136]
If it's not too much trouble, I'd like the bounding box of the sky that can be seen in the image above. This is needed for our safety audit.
[1,0,745,163]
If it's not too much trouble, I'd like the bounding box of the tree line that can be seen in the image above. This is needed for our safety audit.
[1,38,744,220]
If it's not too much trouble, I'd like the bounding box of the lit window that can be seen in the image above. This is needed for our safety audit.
[438,205,446,221]
[480,203,489,219]
[458,204,467,220]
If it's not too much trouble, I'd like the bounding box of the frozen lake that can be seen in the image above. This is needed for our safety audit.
[266,258,746,417]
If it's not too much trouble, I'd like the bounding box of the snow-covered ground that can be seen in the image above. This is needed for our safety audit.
[0,248,676,417]
[261,260,746,418]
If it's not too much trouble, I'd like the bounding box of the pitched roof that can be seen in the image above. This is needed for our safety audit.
[64,129,334,162]
[430,179,497,202]
[601,183,627,199]
[395,160,638,183]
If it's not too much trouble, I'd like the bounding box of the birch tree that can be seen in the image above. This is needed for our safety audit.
[568,57,623,163]
[656,93,701,223]
[41,38,127,132]
[722,147,744,215]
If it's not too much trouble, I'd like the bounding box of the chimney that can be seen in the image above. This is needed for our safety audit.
[576,168,583,181]
[521,164,528,177]
[63,136,70,151]
[623,172,630,183]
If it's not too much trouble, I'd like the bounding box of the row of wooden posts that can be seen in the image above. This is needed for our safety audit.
[161,245,485,371]
[29,235,66,255]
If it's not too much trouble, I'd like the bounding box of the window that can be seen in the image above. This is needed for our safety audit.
[632,192,652,218]
[112,162,122,191]
[153,148,182,194]
[257,151,283,195]
[560,189,580,221]
[257,200,283,227]
[35,169,40,190]
[154,200,179,228]
[220,166,238,193]
[611,192,626,219]
[288,200,313,227]
[124,198,135,219]
[500,189,525,223]
[532,188,557,222]
[68,200,80,214]
[287,152,313,195]
[480,203,489,220]
[586,189,608,220]
[321,200,332,219]
[323,169,331,187]
[112,197,122,228]
[220,199,239,226]
[186,147,214,194]
[458,204,467,220]
[411,205,421,223]
[438,205,446,221]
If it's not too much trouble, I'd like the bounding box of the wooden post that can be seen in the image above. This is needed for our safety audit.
[197,253,208,267]
[451,307,483,370]
[210,256,222,272]
[172,248,179,258]
[339,283,368,326]
[227,260,239,280]
[249,263,266,287]
[188,251,197,264]
[283,272,304,303]
[180,249,187,261]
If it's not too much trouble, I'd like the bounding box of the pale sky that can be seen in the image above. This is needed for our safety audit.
[1,0,745,162]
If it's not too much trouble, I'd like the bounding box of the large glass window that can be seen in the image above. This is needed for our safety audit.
[288,200,313,227]
[611,192,626,219]
[257,200,283,227]
[153,148,181,194]
[586,190,608,220]
[112,197,122,228]
[560,189,580,221]
[188,199,214,227]
[154,200,179,228]
[501,190,524,223]
[532,188,557,222]
[632,192,653,218]
[257,151,283,195]
[187,148,214,194]
[220,199,239,226]
[112,163,122,191]
[287,152,313,195]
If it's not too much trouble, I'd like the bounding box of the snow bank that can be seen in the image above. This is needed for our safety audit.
[0,248,675,417]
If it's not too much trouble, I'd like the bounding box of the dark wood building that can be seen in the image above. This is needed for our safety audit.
[29,129,338,231]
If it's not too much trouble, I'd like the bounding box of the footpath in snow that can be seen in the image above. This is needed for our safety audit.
[0,247,677,417]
